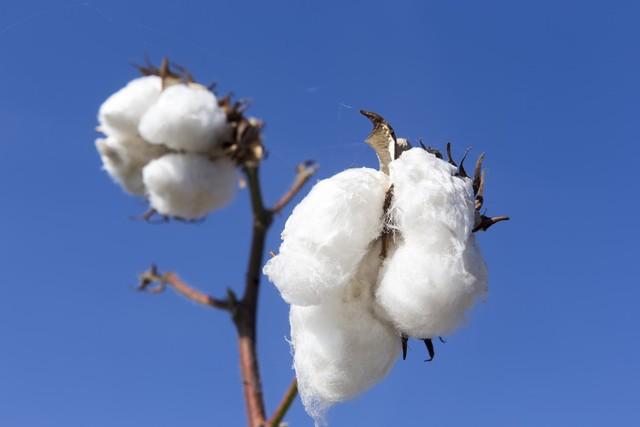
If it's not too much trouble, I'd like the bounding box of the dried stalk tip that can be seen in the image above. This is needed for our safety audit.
[296,160,319,177]
[137,264,166,293]
[360,110,413,174]
[360,110,396,175]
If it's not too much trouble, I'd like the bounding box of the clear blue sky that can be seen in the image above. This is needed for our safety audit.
[1,1,638,425]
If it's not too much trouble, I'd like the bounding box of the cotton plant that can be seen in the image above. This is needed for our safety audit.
[264,110,508,424]
[95,59,260,220]
[96,60,508,427]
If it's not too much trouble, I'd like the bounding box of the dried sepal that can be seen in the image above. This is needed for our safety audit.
[473,153,485,194]
[418,138,443,159]
[473,214,510,232]
[401,335,409,360]
[360,110,397,175]
[423,339,435,362]
[224,115,265,166]
[446,142,457,167]
[456,147,471,178]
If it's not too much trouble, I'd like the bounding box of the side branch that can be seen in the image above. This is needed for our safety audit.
[138,265,232,311]
[271,161,318,214]
[267,378,298,427]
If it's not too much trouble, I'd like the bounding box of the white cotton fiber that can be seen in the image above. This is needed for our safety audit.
[95,135,166,195]
[388,148,475,242]
[290,244,399,423]
[138,84,229,153]
[263,168,389,306]
[142,153,237,219]
[374,147,487,338]
[98,76,162,138]
[375,236,488,338]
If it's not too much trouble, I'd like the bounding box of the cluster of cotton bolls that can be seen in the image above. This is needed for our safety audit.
[264,117,505,423]
[95,68,238,220]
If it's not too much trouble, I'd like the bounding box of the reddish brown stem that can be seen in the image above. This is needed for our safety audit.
[267,378,298,427]
[163,272,232,309]
[138,267,231,310]
[271,162,318,214]
[233,165,272,427]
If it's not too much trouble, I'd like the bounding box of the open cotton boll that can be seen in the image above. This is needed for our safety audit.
[263,168,389,306]
[389,148,475,241]
[95,135,166,195]
[142,153,237,219]
[98,76,162,138]
[290,244,399,424]
[138,84,229,153]
[375,235,488,338]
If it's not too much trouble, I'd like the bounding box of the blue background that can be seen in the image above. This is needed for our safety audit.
[1,1,638,425]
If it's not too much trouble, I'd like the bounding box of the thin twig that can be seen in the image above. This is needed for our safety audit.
[138,266,232,310]
[271,162,318,214]
[267,378,298,427]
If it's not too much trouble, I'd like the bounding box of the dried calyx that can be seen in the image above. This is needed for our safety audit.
[361,109,508,236]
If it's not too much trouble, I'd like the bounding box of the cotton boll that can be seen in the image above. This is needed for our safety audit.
[389,148,475,241]
[138,84,229,153]
[263,168,389,306]
[290,244,399,423]
[95,135,166,195]
[98,76,162,138]
[375,235,488,338]
[142,153,237,219]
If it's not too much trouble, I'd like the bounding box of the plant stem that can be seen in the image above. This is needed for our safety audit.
[234,164,272,427]
[267,378,298,427]
[141,162,314,426]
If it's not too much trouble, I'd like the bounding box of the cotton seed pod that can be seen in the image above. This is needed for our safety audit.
[95,135,167,195]
[138,84,229,153]
[142,153,237,220]
[290,243,399,424]
[389,147,475,242]
[263,168,389,306]
[375,150,490,339]
[98,76,162,139]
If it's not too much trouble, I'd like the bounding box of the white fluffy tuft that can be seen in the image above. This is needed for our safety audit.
[95,135,166,195]
[263,168,389,306]
[374,148,487,338]
[375,235,488,338]
[98,76,162,139]
[290,244,399,424]
[142,153,237,219]
[388,148,475,240]
[138,84,229,153]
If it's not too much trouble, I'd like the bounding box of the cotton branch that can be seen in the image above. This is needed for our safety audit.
[231,160,317,427]
[267,378,298,427]
[138,265,233,310]
[271,161,318,214]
